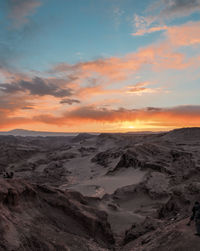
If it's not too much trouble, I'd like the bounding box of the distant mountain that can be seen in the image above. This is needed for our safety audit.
[0,129,166,137]
[126,131,164,134]
[0,129,78,137]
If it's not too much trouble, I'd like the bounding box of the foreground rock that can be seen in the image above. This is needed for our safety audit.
[122,218,200,251]
[0,178,114,251]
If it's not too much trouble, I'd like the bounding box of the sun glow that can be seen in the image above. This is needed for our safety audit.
[120,121,135,130]
[116,120,173,132]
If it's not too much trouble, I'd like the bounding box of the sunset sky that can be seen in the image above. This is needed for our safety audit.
[0,0,200,132]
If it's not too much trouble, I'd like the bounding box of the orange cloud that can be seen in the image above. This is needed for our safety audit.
[133,20,200,48]
[1,104,200,131]
[46,21,200,103]
[32,105,200,130]
[167,21,200,46]
[52,43,189,87]
[1,20,200,132]
[132,26,168,36]
[53,22,200,87]
[126,82,160,95]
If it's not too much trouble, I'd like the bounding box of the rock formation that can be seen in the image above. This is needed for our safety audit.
[0,127,200,250]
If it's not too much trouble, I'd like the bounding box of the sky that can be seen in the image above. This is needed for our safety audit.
[0,0,200,132]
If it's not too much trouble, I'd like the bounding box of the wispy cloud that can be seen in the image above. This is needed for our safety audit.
[132,25,168,36]
[156,0,200,19]
[0,95,34,112]
[126,82,160,95]
[113,6,124,28]
[167,21,200,46]
[133,0,200,36]
[52,37,191,86]
[7,0,42,27]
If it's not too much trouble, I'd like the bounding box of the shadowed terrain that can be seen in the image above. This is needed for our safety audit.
[1,127,200,250]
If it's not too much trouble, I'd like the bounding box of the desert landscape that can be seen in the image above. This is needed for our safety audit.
[1,0,200,250]
[0,127,200,250]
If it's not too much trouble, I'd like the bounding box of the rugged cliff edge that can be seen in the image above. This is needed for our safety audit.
[0,178,114,251]
[1,128,200,250]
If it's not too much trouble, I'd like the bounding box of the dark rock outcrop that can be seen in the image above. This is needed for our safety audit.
[92,150,121,167]
[123,217,160,245]
[0,179,114,250]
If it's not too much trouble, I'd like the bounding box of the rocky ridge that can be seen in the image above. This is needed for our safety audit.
[0,127,200,250]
